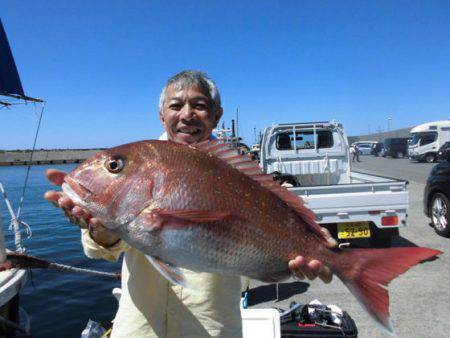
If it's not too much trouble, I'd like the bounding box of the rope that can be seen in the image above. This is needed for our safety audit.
[0,183,32,254]
[4,102,45,252]
[16,102,45,221]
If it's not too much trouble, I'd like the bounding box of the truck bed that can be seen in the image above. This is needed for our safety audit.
[289,171,408,228]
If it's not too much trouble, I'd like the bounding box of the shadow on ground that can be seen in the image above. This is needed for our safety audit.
[244,281,310,306]
[392,235,419,247]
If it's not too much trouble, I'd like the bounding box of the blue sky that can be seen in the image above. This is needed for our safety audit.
[1,0,450,149]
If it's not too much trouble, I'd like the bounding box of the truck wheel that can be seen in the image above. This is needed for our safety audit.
[425,153,435,163]
[369,228,398,248]
[430,193,450,237]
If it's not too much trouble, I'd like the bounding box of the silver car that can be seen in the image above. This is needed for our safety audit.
[353,142,376,155]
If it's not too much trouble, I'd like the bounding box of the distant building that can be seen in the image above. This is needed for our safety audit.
[348,127,412,145]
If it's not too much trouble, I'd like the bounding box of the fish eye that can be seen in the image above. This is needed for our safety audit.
[105,156,125,173]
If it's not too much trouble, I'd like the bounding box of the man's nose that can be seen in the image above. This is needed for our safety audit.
[179,104,194,120]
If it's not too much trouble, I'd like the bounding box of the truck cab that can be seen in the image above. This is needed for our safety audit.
[260,121,350,187]
[409,120,450,163]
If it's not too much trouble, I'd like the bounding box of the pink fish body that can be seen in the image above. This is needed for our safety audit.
[62,140,441,334]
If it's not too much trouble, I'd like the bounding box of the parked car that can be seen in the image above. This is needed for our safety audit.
[371,142,385,157]
[352,142,376,155]
[423,147,450,237]
[383,138,409,158]
[437,142,450,161]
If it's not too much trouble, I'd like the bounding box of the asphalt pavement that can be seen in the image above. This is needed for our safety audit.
[351,155,435,184]
[246,155,450,338]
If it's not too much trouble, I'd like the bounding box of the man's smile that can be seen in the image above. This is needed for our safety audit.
[176,126,202,135]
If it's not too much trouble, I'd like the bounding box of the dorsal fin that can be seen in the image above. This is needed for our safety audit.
[191,140,328,243]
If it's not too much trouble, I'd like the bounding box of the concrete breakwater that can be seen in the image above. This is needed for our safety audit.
[0,149,104,166]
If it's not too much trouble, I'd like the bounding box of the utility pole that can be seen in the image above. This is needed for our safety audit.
[236,107,239,147]
[377,126,383,141]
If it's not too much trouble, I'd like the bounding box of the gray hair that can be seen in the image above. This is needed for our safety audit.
[158,70,221,115]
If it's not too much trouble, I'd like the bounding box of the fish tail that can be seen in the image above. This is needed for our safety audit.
[336,247,442,335]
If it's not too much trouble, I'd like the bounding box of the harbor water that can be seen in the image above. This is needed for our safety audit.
[0,164,121,337]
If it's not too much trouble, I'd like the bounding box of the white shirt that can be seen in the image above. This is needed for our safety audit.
[80,134,242,338]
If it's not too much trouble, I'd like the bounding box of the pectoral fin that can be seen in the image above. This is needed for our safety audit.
[145,255,187,287]
[138,208,232,231]
[155,209,231,223]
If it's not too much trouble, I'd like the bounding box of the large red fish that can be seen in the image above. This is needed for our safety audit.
[62,140,441,333]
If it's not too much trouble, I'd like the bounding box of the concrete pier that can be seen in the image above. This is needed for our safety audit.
[0,149,104,166]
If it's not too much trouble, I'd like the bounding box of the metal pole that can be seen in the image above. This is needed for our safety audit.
[293,125,297,152]
[236,107,239,148]
[313,123,317,152]
[0,202,6,263]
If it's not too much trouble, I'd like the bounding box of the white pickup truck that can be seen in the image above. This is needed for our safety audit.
[259,121,408,247]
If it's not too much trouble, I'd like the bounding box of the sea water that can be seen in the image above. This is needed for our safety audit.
[0,164,121,337]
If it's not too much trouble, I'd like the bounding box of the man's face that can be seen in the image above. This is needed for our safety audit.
[160,84,223,145]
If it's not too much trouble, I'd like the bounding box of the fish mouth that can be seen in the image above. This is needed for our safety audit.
[62,176,92,203]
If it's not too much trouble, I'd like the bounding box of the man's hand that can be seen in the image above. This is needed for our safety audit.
[44,169,120,247]
[288,228,336,283]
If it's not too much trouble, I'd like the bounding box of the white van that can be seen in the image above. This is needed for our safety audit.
[408,120,450,163]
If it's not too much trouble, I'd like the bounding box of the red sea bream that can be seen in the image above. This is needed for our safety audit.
[61,140,442,334]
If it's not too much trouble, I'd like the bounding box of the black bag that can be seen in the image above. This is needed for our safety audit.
[279,302,358,338]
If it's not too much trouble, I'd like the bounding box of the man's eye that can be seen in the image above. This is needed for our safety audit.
[195,103,207,110]
[169,104,182,110]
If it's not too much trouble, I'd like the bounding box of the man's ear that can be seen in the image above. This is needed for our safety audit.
[159,112,166,125]
[213,108,223,127]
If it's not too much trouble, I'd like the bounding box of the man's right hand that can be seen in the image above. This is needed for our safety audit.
[44,169,120,247]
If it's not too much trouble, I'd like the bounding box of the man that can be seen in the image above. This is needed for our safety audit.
[45,70,335,337]
[350,144,360,163]
[350,145,356,162]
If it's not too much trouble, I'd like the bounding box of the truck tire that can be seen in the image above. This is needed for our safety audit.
[424,153,435,163]
[430,192,450,238]
[369,228,399,248]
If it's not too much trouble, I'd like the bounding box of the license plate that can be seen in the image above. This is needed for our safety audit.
[337,222,371,239]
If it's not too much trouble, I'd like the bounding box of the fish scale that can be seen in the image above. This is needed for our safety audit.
[62,139,442,334]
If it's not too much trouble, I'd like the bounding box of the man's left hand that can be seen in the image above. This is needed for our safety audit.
[288,228,336,283]
[288,256,332,283]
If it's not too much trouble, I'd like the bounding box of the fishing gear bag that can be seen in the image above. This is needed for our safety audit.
[279,301,358,338]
